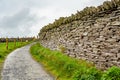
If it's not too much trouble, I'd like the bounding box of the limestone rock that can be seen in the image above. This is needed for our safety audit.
[39,7,120,70]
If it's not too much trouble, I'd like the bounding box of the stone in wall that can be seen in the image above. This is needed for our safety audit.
[39,8,120,70]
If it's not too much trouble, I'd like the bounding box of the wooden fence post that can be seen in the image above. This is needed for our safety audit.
[21,38,22,45]
[37,35,39,39]
[14,38,16,48]
[33,36,36,41]
[6,38,8,50]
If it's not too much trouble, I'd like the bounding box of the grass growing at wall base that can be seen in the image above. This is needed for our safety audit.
[0,42,31,79]
[30,43,102,80]
[30,43,120,80]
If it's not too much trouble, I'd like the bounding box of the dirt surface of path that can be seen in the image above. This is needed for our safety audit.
[1,44,54,80]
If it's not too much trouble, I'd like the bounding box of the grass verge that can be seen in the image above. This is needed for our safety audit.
[30,43,120,80]
[0,41,31,79]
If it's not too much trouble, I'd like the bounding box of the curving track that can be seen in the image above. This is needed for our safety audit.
[1,44,54,80]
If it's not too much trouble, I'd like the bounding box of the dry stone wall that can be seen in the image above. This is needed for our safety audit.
[39,7,120,70]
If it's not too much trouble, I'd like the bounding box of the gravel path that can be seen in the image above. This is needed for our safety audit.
[1,44,54,80]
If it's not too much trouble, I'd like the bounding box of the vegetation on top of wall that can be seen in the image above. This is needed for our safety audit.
[30,43,120,80]
[39,0,120,35]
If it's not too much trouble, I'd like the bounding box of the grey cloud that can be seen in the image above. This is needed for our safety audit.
[0,8,38,37]
[0,0,108,37]
[0,8,36,29]
[0,28,31,37]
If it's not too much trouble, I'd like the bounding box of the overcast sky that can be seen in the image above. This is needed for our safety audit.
[0,0,108,38]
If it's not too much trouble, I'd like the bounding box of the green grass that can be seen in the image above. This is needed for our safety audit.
[30,43,120,80]
[30,43,102,80]
[0,41,31,79]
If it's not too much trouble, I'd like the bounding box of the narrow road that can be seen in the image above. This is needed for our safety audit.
[1,44,54,80]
